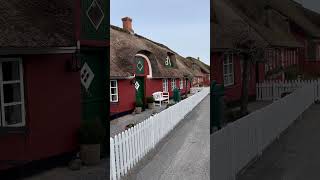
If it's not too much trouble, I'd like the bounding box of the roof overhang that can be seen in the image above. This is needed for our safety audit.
[0,47,77,55]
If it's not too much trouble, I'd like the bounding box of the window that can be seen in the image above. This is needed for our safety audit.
[180,78,183,89]
[162,79,168,92]
[165,53,175,68]
[165,56,172,67]
[223,54,234,86]
[110,80,118,102]
[171,79,176,90]
[0,58,25,127]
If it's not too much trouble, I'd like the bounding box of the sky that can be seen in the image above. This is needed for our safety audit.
[110,0,210,65]
[295,0,320,13]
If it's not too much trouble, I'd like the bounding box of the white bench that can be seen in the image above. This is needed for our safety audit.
[152,91,169,107]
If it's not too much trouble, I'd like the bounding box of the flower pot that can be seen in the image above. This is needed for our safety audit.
[80,144,100,165]
[135,107,142,114]
[148,103,154,109]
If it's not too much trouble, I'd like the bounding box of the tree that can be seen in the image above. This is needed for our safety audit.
[224,20,269,116]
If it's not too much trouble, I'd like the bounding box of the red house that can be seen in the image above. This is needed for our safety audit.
[185,57,211,87]
[110,17,197,118]
[275,1,320,76]
[0,0,108,174]
[211,0,303,103]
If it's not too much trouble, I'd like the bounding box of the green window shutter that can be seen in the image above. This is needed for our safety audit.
[81,0,108,40]
[136,57,144,74]
[165,56,173,68]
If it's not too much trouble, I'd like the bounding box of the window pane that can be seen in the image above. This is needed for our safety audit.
[224,65,228,74]
[229,75,234,83]
[3,83,21,103]
[111,88,116,94]
[110,80,116,88]
[224,76,228,83]
[111,95,117,102]
[228,64,232,73]
[5,105,22,125]
[3,61,20,81]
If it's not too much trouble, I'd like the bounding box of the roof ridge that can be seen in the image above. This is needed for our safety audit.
[110,24,178,54]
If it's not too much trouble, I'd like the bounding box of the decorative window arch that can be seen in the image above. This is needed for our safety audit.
[135,54,153,78]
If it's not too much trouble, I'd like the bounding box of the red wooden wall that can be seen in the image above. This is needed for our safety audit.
[0,54,81,170]
[211,52,260,102]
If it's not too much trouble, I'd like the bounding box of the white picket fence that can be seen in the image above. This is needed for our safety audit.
[256,79,320,101]
[212,83,316,180]
[110,87,210,180]
[190,87,203,94]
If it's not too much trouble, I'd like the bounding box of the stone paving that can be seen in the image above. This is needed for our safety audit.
[110,105,167,137]
[24,159,108,180]
[110,96,194,137]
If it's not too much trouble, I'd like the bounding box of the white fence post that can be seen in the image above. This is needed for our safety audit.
[213,83,314,180]
[110,138,117,180]
[109,87,209,179]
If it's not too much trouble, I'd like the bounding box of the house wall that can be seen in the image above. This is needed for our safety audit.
[290,23,320,75]
[146,79,162,97]
[110,77,192,117]
[110,79,135,116]
[0,54,81,170]
[111,54,194,117]
[212,52,258,103]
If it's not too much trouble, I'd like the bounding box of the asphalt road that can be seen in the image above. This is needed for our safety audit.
[129,95,210,180]
[238,104,320,180]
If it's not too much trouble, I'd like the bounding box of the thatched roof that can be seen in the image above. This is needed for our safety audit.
[267,0,320,38]
[110,25,195,79]
[0,0,75,48]
[212,0,303,51]
[185,57,210,74]
[227,0,320,38]
[298,4,320,30]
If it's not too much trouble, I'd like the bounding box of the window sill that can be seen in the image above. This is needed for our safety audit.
[0,127,28,135]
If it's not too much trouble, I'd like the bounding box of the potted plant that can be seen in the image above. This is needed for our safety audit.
[78,119,106,165]
[135,98,143,114]
[146,96,155,109]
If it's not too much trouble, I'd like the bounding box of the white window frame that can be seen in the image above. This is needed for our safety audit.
[110,80,118,102]
[223,54,234,87]
[165,56,172,67]
[180,78,183,89]
[162,79,168,92]
[171,78,176,90]
[0,58,25,127]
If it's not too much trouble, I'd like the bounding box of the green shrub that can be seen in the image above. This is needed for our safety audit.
[146,96,155,103]
[79,119,106,144]
[136,98,143,107]
[173,88,181,102]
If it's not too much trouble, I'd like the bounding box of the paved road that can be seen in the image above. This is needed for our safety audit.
[129,96,210,180]
[24,159,108,180]
[238,104,320,180]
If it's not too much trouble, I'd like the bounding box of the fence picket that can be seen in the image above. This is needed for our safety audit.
[213,82,315,180]
[109,87,209,179]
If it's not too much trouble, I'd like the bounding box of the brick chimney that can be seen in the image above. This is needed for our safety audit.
[122,17,134,34]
